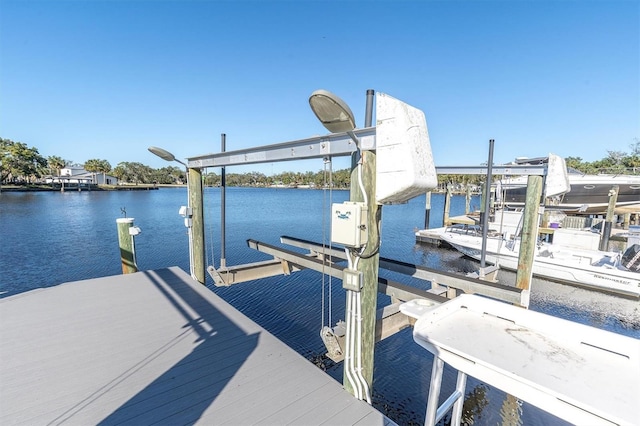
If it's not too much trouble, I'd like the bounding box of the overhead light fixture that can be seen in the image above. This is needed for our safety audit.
[309,89,356,134]
[148,146,187,167]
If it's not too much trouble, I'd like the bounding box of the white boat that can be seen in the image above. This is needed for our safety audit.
[440,226,640,298]
[497,157,640,213]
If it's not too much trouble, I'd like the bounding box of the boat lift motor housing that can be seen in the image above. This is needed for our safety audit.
[374,92,438,205]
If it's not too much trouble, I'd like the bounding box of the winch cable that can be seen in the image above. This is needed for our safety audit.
[203,167,217,271]
[320,156,334,331]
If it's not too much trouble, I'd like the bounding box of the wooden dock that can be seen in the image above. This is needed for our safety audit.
[0,267,396,425]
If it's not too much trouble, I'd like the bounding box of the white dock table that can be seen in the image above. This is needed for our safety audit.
[400,295,640,426]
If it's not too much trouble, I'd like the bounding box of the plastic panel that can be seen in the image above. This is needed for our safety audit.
[375,93,437,204]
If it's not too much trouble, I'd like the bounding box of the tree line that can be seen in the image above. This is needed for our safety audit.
[2,137,639,189]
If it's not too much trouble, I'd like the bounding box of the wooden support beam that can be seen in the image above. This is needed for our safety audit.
[280,235,524,305]
[208,259,300,287]
[343,149,380,397]
[324,301,421,363]
[377,277,448,304]
[116,218,138,274]
[515,175,542,298]
[443,184,452,226]
[600,185,619,251]
[247,239,345,279]
[189,167,206,284]
[280,236,345,260]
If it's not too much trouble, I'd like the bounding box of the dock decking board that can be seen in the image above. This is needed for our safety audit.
[1,267,395,425]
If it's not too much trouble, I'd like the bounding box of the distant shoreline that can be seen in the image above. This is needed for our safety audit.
[0,184,162,192]
[0,183,462,194]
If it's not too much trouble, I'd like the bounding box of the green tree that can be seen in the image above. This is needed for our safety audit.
[564,156,584,172]
[150,166,184,184]
[84,159,101,183]
[97,159,112,182]
[84,158,112,184]
[629,138,640,156]
[332,168,351,188]
[203,171,220,186]
[112,162,153,184]
[0,138,47,183]
[47,156,67,177]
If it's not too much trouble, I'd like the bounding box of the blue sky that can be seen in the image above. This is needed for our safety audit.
[1,0,638,175]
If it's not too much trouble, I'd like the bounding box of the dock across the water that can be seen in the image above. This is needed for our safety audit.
[0,267,395,425]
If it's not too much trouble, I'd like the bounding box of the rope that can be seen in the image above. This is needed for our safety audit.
[321,161,327,329]
[328,159,333,328]
[203,167,216,269]
[320,156,334,329]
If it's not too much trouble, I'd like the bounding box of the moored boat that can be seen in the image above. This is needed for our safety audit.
[440,227,640,298]
[497,157,640,213]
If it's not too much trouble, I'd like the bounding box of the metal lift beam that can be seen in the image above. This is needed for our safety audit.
[186,129,548,178]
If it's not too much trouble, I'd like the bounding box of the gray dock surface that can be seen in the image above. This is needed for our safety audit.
[1,267,395,425]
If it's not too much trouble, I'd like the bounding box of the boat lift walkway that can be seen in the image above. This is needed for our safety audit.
[0,267,396,426]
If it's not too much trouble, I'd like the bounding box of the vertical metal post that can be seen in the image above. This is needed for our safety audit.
[424,192,432,229]
[116,217,138,274]
[424,357,445,426]
[365,89,374,127]
[189,167,206,284]
[480,139,495,270]
[220,133,227,268]
[600,185,618,251]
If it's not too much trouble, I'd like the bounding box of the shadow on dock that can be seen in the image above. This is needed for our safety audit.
[1,267,392,425]
[96,268,259,425]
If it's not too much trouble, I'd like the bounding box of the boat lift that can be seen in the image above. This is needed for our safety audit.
[188,133,565,311]
[179,89,570,350]
[152,89,607,423]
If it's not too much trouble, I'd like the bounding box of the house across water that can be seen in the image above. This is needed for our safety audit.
[45,164,119,186]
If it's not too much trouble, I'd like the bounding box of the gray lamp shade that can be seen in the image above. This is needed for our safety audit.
[309,89,356,133]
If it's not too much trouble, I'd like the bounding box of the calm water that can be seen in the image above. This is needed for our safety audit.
[1,187,638,425]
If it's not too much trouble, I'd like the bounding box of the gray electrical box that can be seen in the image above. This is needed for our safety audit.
[331,202,368,248]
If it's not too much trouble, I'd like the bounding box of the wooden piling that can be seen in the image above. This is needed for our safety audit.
[342,89,379,398]
[116,217,138,274]
[599,185,618,251]
[189,167,206,284]
[515,175,542,295]
[465,185,471,214]
[443,184,452,226]
[343,148,380,398]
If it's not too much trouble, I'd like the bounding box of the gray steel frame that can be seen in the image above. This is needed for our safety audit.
[186,128,548,176]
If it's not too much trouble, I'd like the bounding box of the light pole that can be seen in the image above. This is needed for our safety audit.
[148,146,199,281]
[309,89,378,404]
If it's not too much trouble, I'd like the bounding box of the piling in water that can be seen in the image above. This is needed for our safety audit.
[116,217,139,274]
